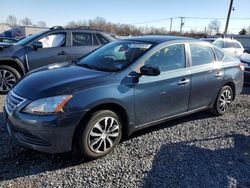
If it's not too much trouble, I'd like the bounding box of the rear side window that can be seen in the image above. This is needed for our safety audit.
[145,44,186,72]
[214,48,224,61]
[96,34,109,45]
[233,42,242,49]
[190,44,215,66]
[72,32,92,46]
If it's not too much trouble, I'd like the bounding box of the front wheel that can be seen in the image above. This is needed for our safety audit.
[209,86,233,116]
[0,65,21,94]
[76,110,122,160]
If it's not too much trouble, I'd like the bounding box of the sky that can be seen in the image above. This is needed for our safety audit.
[0,0,250,34]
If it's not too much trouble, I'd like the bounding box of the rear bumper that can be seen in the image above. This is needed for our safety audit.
[4,108,84,153]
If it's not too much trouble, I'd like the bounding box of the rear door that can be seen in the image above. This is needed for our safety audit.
[134,43,191,127]
[67,32,101,61]
[27,32,69,70]
[188,43,224,110]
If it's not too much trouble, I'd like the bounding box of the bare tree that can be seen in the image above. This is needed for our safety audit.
[20,17,33,26]
[65,21,78,28]
[6,15,17,27]
[37,21,46,27]
[208,19,221,34]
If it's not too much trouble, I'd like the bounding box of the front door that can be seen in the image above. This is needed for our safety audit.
[27,32,69,70]
[134,44,191,127]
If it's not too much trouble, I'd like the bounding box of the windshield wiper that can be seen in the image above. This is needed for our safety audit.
[80,64,99,70]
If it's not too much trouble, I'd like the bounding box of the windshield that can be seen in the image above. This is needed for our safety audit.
[15,31,44,46]
[77,41,153,72]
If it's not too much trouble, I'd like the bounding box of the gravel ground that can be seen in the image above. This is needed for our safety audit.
[0,86,250,188]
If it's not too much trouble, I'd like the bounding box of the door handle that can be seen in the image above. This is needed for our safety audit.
[177,79,190,85]
[215,72,223,77]
[58,51,66,55]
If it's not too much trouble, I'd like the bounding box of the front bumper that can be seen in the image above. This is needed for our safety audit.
[4,107,84,153]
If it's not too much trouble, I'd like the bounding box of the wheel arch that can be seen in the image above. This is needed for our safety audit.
[0,58,25,76]
[72,102,132,148]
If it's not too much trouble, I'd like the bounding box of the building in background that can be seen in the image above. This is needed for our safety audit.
[0,24,48,38]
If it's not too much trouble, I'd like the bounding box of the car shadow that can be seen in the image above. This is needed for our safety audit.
[143,134,250,187]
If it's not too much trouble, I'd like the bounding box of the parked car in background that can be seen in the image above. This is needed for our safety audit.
[199,37,216,43]
[4,36,244,160]
[0,37,18,49]
[0,37,18,44]
[213,37,244,58]
[0,26,116,94]
[240,48,250,84]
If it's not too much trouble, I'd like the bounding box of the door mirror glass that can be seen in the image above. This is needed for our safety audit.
[33,41,43,50]
[140,65,160,76]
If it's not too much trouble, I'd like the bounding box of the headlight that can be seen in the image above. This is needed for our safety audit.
[23,95,72,115]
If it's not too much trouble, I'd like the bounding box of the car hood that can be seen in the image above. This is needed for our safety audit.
[14,63,113,100]
[0,44,24,56]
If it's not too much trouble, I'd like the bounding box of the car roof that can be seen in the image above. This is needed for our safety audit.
[122,35,194,44]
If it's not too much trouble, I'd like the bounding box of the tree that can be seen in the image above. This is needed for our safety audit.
[37,21,46,27]
[208,19,221,34]
[239,28,247,35]
[20,17,33,26]
[6,15,17,27]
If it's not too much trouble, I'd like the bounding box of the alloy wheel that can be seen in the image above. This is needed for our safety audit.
[218,89,232,113]
[88,117,120,154]
[0,69,16,92]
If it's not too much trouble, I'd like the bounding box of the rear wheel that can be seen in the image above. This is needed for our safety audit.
[76,110,122,160]
[209,86,233,116]
[0,65,21,94]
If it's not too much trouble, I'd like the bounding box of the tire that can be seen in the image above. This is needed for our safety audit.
[76,110,122,160]
[0,65,21,94]
[209,85,233,116]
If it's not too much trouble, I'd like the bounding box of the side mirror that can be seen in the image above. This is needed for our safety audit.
[33,41,43,50]
[244,49,250,54]
[140,65,160,76]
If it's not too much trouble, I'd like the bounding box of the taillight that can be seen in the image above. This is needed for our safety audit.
[239,63,245,71]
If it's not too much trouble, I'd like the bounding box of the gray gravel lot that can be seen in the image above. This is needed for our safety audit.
[0,86,250,188]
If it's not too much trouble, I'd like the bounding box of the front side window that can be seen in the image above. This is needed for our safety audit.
[72,32,92,46]
[77,41,153,72]
[190,44,215,66]
[145,44,186,72]
[38,33,65,48]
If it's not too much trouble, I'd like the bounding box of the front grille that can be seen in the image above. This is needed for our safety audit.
[5,91,26,114]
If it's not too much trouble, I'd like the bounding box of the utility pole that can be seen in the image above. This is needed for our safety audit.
[179,17,185,34]
[169,17,173,32]
[224,0,234,35]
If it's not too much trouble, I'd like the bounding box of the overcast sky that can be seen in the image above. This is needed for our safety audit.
[0,0,249,34]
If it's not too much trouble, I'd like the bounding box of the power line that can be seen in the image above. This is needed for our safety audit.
[131,16,250,25]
